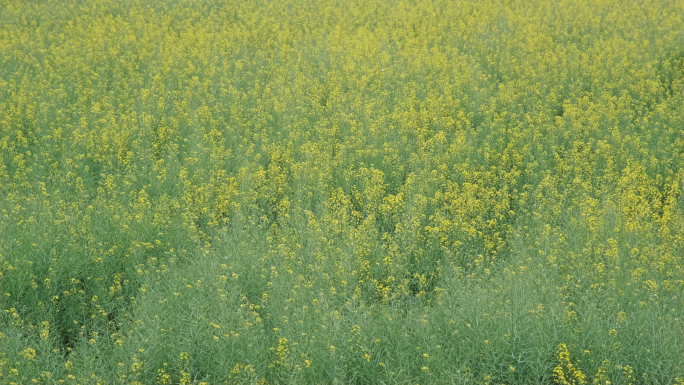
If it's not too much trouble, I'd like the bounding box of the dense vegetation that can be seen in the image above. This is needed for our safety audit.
[1,0,684,383]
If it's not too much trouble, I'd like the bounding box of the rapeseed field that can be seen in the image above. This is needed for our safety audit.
[1,0,684,383]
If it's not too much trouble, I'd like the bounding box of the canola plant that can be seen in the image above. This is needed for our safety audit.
[1,0,684,383]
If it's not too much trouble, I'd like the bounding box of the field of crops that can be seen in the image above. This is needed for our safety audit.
[1,0,684,383]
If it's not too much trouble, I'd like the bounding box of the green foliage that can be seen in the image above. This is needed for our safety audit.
[1,0,684,383]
